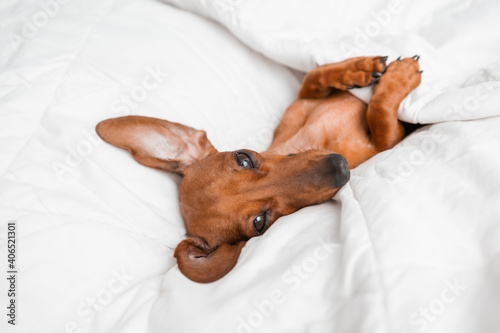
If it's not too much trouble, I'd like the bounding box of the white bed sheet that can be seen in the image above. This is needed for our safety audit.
[0,0,298,332]
[1,0,499,333]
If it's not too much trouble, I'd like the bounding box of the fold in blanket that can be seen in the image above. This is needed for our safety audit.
[162,0,500,123]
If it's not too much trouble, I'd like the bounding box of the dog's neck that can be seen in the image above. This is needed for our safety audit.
[266,141,318,155]
[266,129,328,155]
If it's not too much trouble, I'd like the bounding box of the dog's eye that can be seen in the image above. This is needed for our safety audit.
[235,152,254,169]
[252,213,268,235]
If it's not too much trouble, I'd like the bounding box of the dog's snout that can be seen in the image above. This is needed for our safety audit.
[324,153,350,187]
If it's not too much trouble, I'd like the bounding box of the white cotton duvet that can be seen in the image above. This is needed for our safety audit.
[1,0,500,332]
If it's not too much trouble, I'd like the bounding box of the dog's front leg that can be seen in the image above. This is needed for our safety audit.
[367,56,422,151]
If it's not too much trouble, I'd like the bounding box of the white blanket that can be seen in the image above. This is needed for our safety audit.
[1,0,499,333]
[163,0,500,124]
[154,0,500,332]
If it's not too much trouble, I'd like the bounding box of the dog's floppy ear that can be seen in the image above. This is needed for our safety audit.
[174,237,246,283]
[96,116,217,176]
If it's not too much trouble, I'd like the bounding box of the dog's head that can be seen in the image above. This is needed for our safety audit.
[96,116,350,283]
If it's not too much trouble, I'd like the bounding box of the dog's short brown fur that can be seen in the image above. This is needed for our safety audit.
[96,56,421,283]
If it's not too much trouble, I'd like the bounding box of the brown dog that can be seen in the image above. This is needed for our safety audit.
[96,56,421,283]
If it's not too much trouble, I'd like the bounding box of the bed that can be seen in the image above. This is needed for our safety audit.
[1,0,499,332]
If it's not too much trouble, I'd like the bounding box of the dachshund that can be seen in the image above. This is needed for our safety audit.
[96,56,421,283]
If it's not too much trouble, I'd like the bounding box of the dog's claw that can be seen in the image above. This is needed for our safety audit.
[347,84,362,90]
[413,55,420,60]
[379,56,388,63]
[372,72,382,78]
[396,56,402,61]
[419,70,424,74]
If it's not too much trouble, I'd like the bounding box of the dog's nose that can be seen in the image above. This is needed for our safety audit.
[325,153,350,187]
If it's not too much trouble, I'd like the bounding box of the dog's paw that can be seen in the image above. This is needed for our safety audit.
[373,56,422,97]
[299,56,390,98]
[343,56,388,89]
